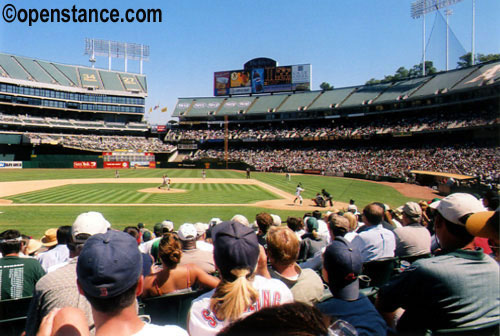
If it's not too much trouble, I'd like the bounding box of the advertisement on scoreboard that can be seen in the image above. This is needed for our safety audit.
[214,64,311,96]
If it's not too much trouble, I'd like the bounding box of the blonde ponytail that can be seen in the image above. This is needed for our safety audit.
[209,268,258,321]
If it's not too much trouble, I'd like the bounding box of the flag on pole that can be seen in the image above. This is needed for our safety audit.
[161,107,167,112]
[149,107,152,113]
[153,104,160,110]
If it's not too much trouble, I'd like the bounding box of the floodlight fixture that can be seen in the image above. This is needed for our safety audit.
[84,38,150,74]
[411,0,463,18]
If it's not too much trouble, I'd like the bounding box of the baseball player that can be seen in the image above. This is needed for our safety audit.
[158,174,168,189]
[115,170,120,178]
[202,169,206,180]
[293,183,305,205]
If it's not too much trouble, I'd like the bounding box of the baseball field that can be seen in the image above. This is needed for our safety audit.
[0,169,436,238]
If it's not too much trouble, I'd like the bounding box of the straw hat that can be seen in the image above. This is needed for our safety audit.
[26,239,43,255]
[41,228,58,247]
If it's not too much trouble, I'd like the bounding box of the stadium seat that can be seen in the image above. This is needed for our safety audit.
[360,257,397,289]
[424,319,500,336]
[140,288,209,329]
[0,296,33,336]
[398,252,431,265]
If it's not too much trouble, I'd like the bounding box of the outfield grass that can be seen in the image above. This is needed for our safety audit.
[0,168,419,238]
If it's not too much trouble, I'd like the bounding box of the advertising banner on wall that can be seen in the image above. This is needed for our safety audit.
[73,161,97,169]
[214,63,311,96]
[130,161,151,168]
[0,161,22,168]
[103,161,129,169]
[214,71,230,96]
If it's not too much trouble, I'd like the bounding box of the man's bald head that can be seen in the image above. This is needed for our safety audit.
[362,203,384,226]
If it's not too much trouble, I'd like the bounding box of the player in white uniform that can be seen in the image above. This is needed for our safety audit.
[293,184,305,205]
[188,221,293,336]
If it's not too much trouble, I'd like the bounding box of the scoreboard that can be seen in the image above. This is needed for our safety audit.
[214,63,311,96]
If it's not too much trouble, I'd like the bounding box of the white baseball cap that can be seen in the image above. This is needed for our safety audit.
[429,193,486,225]
[231,214,250,227]
[72,211,110,242]
[178,223,197,241]
[161,220,174,232]
[270,214,282,226]
[194,222,209,236]
[209,218,222,226]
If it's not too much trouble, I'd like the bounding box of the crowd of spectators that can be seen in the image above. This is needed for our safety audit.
[165,110,499,142]
[26,133,176,153]
[193,144,500,182]
[0,113,148,131]
[1,190,498,335]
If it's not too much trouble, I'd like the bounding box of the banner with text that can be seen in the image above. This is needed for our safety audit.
[73,161,97,169]
[0,161,22,169]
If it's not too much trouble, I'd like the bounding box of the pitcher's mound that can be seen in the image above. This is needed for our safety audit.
[138,188,187,194]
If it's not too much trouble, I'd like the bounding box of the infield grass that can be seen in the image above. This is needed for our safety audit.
[5,183,279,204]
[0,169,420,238]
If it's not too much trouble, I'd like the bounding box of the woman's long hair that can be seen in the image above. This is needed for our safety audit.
[209,268,258,322]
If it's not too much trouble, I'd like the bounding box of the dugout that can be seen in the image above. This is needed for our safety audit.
[410,170,480,195]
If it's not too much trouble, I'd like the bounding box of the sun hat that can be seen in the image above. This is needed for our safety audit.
[26,239,43,255]
[41,228,58,247]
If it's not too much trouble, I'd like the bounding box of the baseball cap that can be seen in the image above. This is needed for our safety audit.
[194,222,208,236]
[72,212,110,243]
[231,214,250,227]
[212,221,259,280]
[306,217,318,232]
[77,230,142,298]
[209,218,222,226]
[178,223,197,241]
[270,214,282,226]
[403,202,422,220]
[161,220,174,232]
[329,215,351,232]
[466,211,499,240]
[41,228,58,247]
[429,193,485,225]
[323,237,362,300]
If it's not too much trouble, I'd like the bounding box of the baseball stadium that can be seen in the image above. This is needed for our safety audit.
[0,1,499,335]
[0,52,498,237]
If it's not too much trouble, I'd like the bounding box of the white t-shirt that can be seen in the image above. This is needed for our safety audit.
[138,237,160,255]
[188,275,293,336]
[132,323,188,336]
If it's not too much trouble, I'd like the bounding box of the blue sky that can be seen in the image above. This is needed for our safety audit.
[1,0,498,125]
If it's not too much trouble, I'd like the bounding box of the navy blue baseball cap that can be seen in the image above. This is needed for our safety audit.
[212,221,259,281]
[77,230,142,298]
[323,237,362,301]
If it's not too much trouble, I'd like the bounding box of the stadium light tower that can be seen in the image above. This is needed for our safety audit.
[84,38,150,74]
[411,0,463,75]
